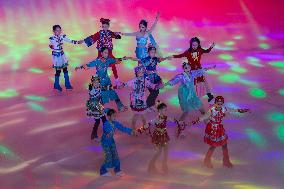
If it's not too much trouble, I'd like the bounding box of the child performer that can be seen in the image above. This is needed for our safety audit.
[121,66,159,129]
[170,37,215,102]
[121,12,160,61]
[78,18,122,85]
[86,75,106,140]
[100,109,137,177]
[164,62,216,121]
[128,45,171,110]
[75,47,128,112]
[137,101,183,174]
[49,25,82,91]
[191,96,250,168]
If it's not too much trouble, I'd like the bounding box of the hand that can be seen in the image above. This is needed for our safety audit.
[115,32,122,35]
[77,40,84,44]
[156,12,160,20]
[210,42,215,48]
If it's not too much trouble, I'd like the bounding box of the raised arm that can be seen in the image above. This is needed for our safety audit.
[202,43,215,53]
[148,12,160,33]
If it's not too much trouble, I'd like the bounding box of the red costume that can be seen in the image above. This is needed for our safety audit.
[173,47,213,97]
[83,18,121,79]
[151,116,170,146]
[204,106,228,146]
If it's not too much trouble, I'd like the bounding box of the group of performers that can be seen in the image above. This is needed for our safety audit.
[48,13,250,177]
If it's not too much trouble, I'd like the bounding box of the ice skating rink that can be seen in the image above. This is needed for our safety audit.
[0,0,283,188]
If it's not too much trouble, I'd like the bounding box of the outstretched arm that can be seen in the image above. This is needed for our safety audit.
[62,34,79,44]
[202,42,215,53]
[227,107,250,114]
[121,31,138,37]
[165,74,182,87]
[171,50,188,59]
[148,12,160,33]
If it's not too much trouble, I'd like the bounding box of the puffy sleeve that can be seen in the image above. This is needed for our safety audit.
[191,69,205,78]
[106,58,117,67]
[173,50,188,58]
[84,32,100,47]
[115,121,133,135]
[49,36,56,49]
[166,74,183,86]
[86,59,98,68]
[62,34,78,44]
[111,31,121,39]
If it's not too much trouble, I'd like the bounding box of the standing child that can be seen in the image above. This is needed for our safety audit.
[128,45,171,110]
[75,47,128,112]
[137,101,182,174]
[191,96,250,168]
[165,62,216,122]
[170,37,215,102]
[121,66,159,129]
[49,25,82,91]
[100,109,136,177]
[86,75,106,140]
[78,18,122,85]
[121,12,160,62]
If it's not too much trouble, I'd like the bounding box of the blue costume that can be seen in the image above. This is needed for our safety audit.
[140,56,162,108]
[100,121,133,175]
[135,34,157,59]
[86,57,125,110]
[167,69,205,112]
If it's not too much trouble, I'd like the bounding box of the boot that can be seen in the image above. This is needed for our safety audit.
[222,147,233,168]
[54,75,62,92]
[207,93,214,102]
[204,147,214,168]
[91,126,98,140]
[64,71,73,90]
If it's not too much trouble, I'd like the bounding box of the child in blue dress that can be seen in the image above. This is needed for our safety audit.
[75,47,128,112]
[165,62,216,121]
[100,109,136,177]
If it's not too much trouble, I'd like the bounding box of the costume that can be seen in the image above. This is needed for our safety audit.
[135,33,157,59]
[49,34,78,91]
[173,47,213,97]
[140,56,163,108]
[100,121,133,175]
[86,84,106,139]
[124,76,156,113]
[167,69,205,112]
[86,57,125,111]
[84,28,121,79]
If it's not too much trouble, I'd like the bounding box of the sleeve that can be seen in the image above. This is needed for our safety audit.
[84,32,100,47]
[49,37,56,49]
[201,47,213,54]
[106,58,117,67]
[173,50,188,58]
[166,74,182,86]
[115,122,133,135]
[86,59,98,68]
[111,31,121,39]
[102,123,112,135]
[191,69,205,78]
[62,34,78,44]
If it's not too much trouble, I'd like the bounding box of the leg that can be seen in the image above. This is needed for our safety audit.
[108,50,119,80]
[204,146,216,168]
[179,111,189,122]
[148,145,162,173]
[100,143,112,176]
[131,114,139,130]
[91,119,100,140]
[113,92,127,112]
[54,69,62,91]
[62,67,73,89]
[146,88,159,108]
[222,144,233,168]
[162,144,169,173]
[204,78,214,102]
[141,114,146,126]
[110,144,122,174]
